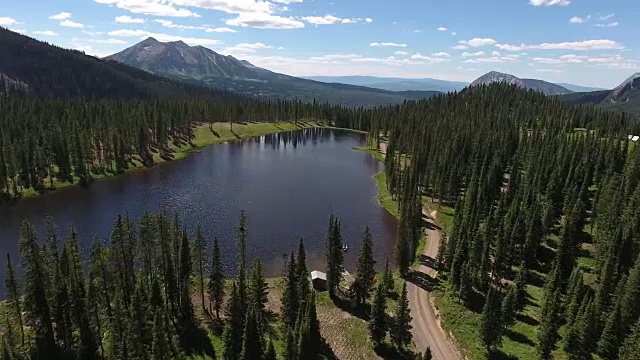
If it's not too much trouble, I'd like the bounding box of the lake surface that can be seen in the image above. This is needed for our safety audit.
[0,128,397,286]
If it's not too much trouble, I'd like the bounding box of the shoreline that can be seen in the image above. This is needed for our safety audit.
[5,121,328,204]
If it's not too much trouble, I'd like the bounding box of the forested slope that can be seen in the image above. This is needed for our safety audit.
[375,84,640,359]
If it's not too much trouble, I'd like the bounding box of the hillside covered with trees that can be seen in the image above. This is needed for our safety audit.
[377,84,640,359]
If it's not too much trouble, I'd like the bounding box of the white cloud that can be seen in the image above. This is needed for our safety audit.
[394,51,408,56]
[49,12,72,20]
[0,17,21,26]
[308,54,362,61]
[365,18,373,23]
[451,32,456,36]
[495,39,623,51]
[154,19,203,29]
[9,28,26,34]
[272,0,303,3]
[437,27,447,31]
[226,12,304,29]
[108,29,222,45]
[170,0,273,15]
[115,15,145,23]
[466,38,497,47]
[595,22,619,28]
[205,27,237,33]
[89,38,128,44]
[533,54,626,64]
[409,53,450,63]
[570,16,586,24]
[82,31,104,36]
[60,19,84,28]
[277,46,284,50]
[370,42,407,47]
[462,51,485,57]
[94,0,198,17]
[529,0,570,6]
[452,45,468,50]
[413,30,421,33]
[432,52,450,57]
[536,68,562,73]
[492,51,501,56]
[600,13,614,21]
[463,56,518,64]
[302,15,359,25]
[223,42,271,54]
[33,30,58,36]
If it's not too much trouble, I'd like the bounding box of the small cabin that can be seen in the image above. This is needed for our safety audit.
[311,270,328,291]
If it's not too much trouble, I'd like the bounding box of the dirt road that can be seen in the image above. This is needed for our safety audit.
[406,210,461,360]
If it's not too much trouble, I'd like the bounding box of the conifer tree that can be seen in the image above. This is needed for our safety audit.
[193,225,207,312]
[249,259,269,330]
[282,252,299,328]
[382,257,394,295]
[537,288,561,360]
[223,283,243,360]
[151,310,170,360]
[264,339,276,360]
[423,347,433,360]
[325,215,344,297]
[240,305,263,360]
[236,211,248,317]
[369,282,387,346]
[4,254,24,346]
[480,286,504,353]
[208,237,225,318]
[391,282,412,349]
[618,320,640,360]
[178,229,193,324]
[296,238,310,303]
[355,227,376,306]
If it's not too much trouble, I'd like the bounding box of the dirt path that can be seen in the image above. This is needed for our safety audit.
[406,209,462,360]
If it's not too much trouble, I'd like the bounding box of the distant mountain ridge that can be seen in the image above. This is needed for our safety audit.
[559,73,640,117]
[305,76,469,93]
[471,71,573,95]
[105,38,441,107]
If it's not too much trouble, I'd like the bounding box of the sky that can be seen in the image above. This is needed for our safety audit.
[1,0,638,88]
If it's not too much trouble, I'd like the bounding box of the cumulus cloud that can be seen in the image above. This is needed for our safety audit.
[33,30,58,36]
[465,38,497,47]
[492,51,501,56]
[272,0,303,3]
[302,15,361,25]
[463,56,518,64]
[432,52,450,57]
[495,39,623,51]
[226,12,304,29]
[452,32,456,36]
[532,54,625,64]
[206,27,237,33]
[0,17,20,26]
[82,31,105,36]
[61,19,85,28]
[222,42,271,54]
[437,27,447,31]
[409,53,450,63]
[308,54,362,61]
[116,15,145,23]
[108,29,222,45]
[394,51,408,56]
[365,18,373,23]
[9,28,26,34]
[462,51,485,57]
[600,13,614,21]
[94,0,198,17]
[370,42,407,47]
[529,0,570,6]
[452,45,468,50]
[170,0,273,15]
[570,16,586,24]
[595,22,618,28]
[49,12,72,20]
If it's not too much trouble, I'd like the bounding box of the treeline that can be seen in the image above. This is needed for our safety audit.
[0,96,373,202]
[2,210,332,360]
[379,84,640,359]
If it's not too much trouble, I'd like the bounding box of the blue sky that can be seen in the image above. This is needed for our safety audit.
[1,0,638,88]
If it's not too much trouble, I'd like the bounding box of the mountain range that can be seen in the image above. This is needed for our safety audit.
[105,38,440,107]
[559,73,640,117]
[304,76,469,93]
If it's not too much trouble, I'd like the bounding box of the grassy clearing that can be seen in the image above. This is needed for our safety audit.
[16,121,319,199]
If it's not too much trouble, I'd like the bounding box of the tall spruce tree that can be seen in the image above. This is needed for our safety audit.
[369,281,387,346]
[4,254,24,346]
[208,237,225,318]
[480,286,504,353]
[355,227,376,306]
[391,282,412,349]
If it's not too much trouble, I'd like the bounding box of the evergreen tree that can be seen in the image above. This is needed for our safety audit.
[382,257,395,295]
[325,215,344,297]
[355,227,376,306]
[423,347,433,360]
[240,305,263,360]
[4,254,24,346]
[249,259,269,330]
[223,283,243,360]
[151,310,171,360]
[208,237,225,318]
[537,288,561,360]
[264,339,276,360]
[369,282,387,346]
[296,238,310,304]
[618,320,640,360]
[193,225,208,312]
[282,252,299,328]
[391,282,412,349]
[480,286,504,353]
